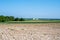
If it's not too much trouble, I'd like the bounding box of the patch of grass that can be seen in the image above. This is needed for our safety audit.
[0,20,60,24]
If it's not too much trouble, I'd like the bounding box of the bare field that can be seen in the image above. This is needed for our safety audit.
[0,23,60,40]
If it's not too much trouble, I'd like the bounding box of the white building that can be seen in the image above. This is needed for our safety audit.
[33,18,38,20]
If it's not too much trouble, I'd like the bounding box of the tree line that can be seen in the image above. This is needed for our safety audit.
[0,15,25,22]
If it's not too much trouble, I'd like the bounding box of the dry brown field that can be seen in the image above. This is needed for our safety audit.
[0,23,60,40]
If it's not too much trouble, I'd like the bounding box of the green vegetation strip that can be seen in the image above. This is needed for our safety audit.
[0,20,60,24]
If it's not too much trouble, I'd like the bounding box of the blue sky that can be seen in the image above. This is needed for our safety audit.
[0,0,60,18]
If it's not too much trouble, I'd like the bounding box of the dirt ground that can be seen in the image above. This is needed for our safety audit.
[0,23,60,40]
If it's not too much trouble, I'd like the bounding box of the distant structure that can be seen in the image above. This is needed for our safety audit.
[33,18,38,20]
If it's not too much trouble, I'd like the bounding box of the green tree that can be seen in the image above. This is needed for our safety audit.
[0,15,5,22]
[9,16,14,21]
[0,15,25,22]
[5,16,10,21]
[19,18,25,21]
[14,18,20,21]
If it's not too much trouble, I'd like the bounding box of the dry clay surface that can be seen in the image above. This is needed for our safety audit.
[0,23,60,40]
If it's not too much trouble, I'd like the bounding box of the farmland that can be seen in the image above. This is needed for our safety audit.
[0,19,60,24]
[0,23,60,40]
[0,15,60,40]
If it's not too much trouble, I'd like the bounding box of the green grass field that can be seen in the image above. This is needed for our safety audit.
[0,20,60,24]
[6,20,60,24]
